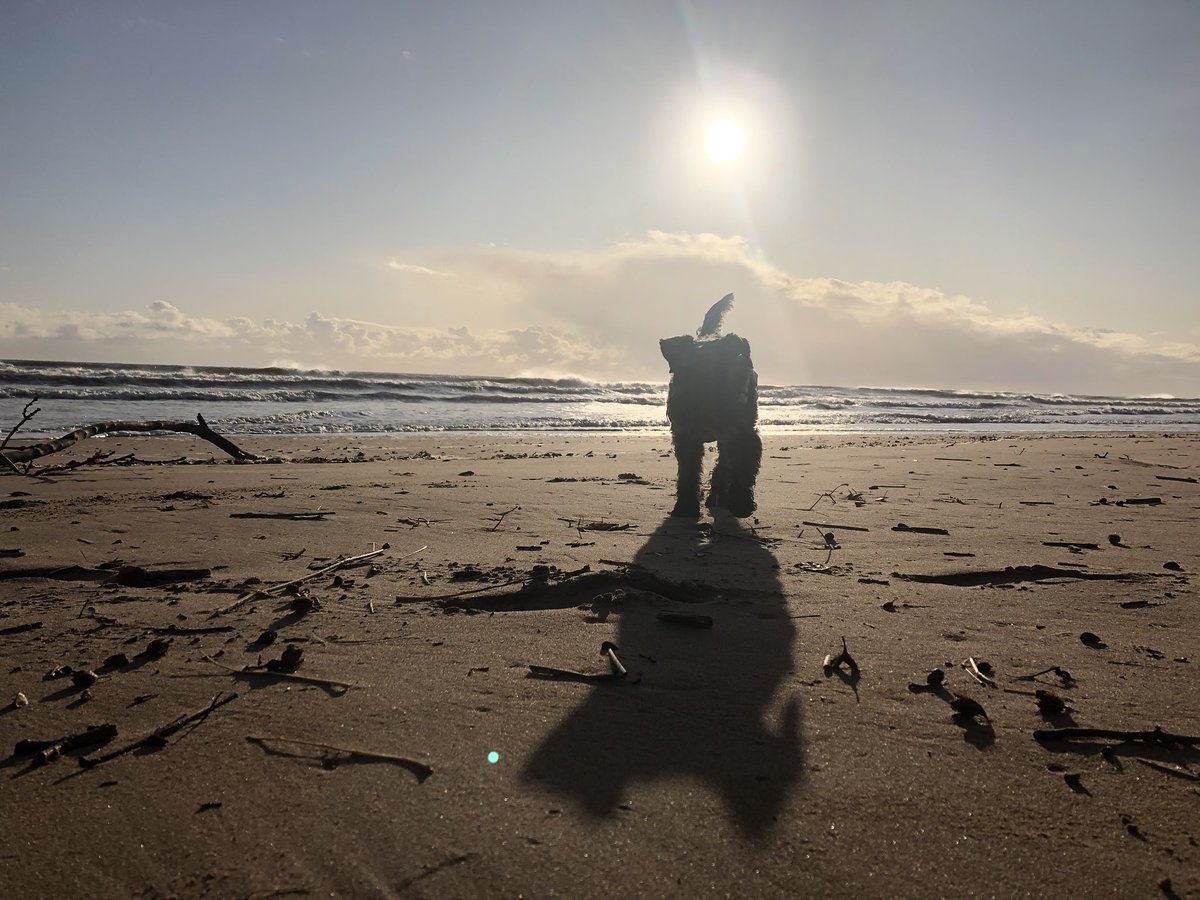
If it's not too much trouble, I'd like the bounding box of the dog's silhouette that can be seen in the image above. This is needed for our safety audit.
[660,294,761,518]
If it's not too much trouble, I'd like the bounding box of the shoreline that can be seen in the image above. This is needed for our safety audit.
[2,430,1197,897]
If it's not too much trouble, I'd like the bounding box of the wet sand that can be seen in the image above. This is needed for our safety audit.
[1,431,1197,898]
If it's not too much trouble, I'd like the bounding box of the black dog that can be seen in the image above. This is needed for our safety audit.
[660,293,762,518]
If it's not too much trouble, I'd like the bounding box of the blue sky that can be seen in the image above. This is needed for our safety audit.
[2,1,1199,394]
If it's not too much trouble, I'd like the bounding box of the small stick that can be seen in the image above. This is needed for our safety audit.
[802,520,870,532]
[405,564,593,606]
[0,397,41,456]
[214,546,404,615]
[201,654,357,691]
[0,620,42,636]
[146,624,235,635]
[79,692,238,768]
[229,511,333,520]
[1034,725,1200,746]
[0,450,20,475]
[399,576,527,604]
[527,665,621,683]
[657,610,714,629]
[962,657,997,688]
[1012,666,1074,685]
[246,735,432,782]
[600,641,627,676]
[892,523,950,536]
[1133,759,1199,781]
[488,505,520,532]
[803,483,850,511]
[259,547,392,595]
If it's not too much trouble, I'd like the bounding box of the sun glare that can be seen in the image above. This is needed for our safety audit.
[704,119,744,164]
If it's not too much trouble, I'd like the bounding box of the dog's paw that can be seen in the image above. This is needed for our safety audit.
[670,502,702,518]
[725,493,756,518]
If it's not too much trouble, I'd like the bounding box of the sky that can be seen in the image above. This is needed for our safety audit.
[2,0,1199,395]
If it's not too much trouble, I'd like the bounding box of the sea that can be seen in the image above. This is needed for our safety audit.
[2,358,1199,437]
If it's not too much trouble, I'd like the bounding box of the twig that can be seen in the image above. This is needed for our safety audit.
[527,665,622,684]
[213,546,401,615]
[802,520,869,532]
[201,654,358,691]
[962,657,997,688]
[892,523,950,536]
[79,692,238,768]
[0,450,20,475]
[246,735,432,782]
[1034,725,1200,746]
[1134,759,1199,781]
[229,511,333,520]
[1,397,41,456]
[399,576,526,604]
[488,505,520,532]
[146,623,235,635]
[0,620,43,636]
[1012,665,1074,686]
[600,641,627,676]
[804,483,849,511]
[16,723,118,766]
[399,564,594,606]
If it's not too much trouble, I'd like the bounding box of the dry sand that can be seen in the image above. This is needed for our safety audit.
[1,430,1198,898]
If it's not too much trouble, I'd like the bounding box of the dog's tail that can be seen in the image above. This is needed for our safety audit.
[698,293,734,337]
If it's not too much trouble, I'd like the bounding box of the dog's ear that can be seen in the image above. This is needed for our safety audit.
[660,335,696,371]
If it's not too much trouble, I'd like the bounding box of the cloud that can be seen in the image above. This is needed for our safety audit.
[386,259,447,277]
[4,232,1199,395]
[0,301,612,376]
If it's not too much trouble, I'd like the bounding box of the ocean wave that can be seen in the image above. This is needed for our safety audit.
[5,358,1200,435]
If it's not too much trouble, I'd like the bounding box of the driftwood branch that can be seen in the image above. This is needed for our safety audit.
[212,545,406,616]
[0,397,42,472]
[1034,725,1200,746]
[78,692,238,769]
[202,654,358,692]
[246,734,433,782]
[1,413,258,466]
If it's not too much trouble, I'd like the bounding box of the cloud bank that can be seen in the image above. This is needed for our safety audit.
[3,232,1198,395]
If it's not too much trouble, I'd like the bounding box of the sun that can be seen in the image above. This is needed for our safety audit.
[704,119,744,164]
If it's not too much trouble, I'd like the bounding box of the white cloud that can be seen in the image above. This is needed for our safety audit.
[386,259,447,277]
[4,233,1200,395]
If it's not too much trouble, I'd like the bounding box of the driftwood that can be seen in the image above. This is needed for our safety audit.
[1,413,258,467]
[246,735,432,782]
[202,654,358,692]
[0,621,43,636]
[1034,725,1200,746]
[802,520,869,532]
[15,723,118,766]
[213,546,403,615]
[0,398,41,472]
[78,692,238,769]
[229,511,333,520]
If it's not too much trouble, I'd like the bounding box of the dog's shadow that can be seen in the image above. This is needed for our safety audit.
[522,515,805,839]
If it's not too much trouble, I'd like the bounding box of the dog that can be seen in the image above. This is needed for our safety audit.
[660,293,762,518]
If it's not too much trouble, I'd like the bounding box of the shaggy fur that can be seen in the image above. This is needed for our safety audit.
[660,297,762,518]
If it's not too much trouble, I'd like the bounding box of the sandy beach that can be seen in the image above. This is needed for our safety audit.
[1,430,1197,898]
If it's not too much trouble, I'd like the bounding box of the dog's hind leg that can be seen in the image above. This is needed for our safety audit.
[720,429,762,518]
[671,431,705,518]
